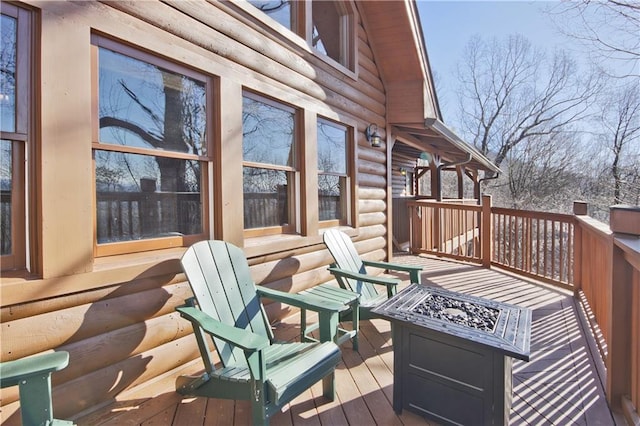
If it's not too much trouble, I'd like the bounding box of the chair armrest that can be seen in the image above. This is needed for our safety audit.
[176,306,270,352]
[362,260,423,284]
[256,286,343,314]
[0,351,69,388]
[328,267,400,288]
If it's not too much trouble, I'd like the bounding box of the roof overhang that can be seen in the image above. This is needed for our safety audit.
[393,118,501,174]
[359,1,499,174]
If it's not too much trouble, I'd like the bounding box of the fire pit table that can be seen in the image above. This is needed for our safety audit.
[372,284,531,426]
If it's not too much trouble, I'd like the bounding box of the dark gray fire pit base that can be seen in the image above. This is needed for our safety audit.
[393,320,513,425]
[373,284,531,426]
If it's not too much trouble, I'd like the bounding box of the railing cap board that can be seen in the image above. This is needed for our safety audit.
[610,205,640,236]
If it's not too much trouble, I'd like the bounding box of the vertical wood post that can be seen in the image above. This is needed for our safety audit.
[481,195,492,268]
[607,205,640,415]
[434,204,441,252]
[572,201,587,292]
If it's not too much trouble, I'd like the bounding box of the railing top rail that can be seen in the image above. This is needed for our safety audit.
[407,199,482,211]
[491,207,576,223]
[576,215,613,240]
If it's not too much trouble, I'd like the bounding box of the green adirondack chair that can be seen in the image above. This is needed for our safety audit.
[0,351,74,426]
[176,240,343,426]
[323,229,423,321]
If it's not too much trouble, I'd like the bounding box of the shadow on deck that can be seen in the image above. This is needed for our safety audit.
[77,254,614,426]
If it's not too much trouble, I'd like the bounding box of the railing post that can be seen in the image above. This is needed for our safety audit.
[607,205,640,418]
[481,195,492,268]
[434,204,441,252]
[572,201,587,292]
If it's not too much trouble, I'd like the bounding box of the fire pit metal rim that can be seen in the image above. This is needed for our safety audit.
[372,283,531,361]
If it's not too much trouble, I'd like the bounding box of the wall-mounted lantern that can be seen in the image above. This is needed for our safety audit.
[365,123,382,148]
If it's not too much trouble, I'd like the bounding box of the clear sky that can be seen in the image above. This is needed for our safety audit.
[416,1,570,122]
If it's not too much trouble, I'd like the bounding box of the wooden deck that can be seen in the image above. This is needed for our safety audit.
[77,255,615,425]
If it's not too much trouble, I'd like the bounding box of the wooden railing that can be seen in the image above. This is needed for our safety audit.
[607,207,640,423]
[492,207,575,289]
[407,197,577,288]
[574,214,612,362]
[406,197,640,422]
[408,199,481,263]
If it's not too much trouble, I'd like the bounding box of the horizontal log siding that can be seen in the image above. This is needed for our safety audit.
[1,0,389,422]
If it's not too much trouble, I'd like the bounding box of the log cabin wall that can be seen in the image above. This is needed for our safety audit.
[0,0,390,422]
[391,152,418,247]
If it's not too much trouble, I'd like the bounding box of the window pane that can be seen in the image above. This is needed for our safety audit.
[0,14,17,133]
[243,166,291,229]
[312,2,344,65]
[95,150,201,243]
[243,96,295,167]
[1,140,12,254]
[318,120,346,173]
[319,174,347,222]
[98,48,207,156]
[247,1,292,30]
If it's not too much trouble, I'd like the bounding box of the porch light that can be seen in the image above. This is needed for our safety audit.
[366,123,382,148]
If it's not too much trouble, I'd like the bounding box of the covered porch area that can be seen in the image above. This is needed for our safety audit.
[76,254,613,426]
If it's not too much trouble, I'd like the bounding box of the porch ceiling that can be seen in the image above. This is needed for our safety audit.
[393,118,501,173]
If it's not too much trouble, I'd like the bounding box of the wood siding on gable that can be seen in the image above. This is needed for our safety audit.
[0,1,389,422]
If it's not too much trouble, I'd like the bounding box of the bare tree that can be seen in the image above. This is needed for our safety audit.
[597,82,640,204]
[548,1,640,79]
[502,131,585,211]
[456,34,600,172]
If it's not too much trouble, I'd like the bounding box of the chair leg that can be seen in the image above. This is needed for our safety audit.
[251,391,268,426]
[18,372,55,426]
[300,308,307,341]
[317,311,339,344]
[322,372,335,401]
[352,305,360,352]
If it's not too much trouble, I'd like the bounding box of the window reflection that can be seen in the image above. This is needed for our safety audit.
[95,41,208,249]
[242,94,297,232]
[95,151,201,243]
[1,140,12,254]
[312,2,350,67]
[0,14,16,133]
[247,0,292,30]
[318,119,349,223]
[98,48,207,155]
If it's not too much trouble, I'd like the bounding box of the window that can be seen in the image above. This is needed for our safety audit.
[1,4,31,271]
[242,93,298,236]
[246,0,355,71]
[92,37,211,256]
[317,118,350,225]
[246,1,295,31]
[311,2,353,69]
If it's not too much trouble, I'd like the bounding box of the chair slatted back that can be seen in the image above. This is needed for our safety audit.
[323,230,380,300]
[181,240,272,368]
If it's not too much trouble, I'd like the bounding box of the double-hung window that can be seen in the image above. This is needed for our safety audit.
[1,3,31,271]
[317,118,351,226]
[242,93,298,236]
[92,37,211,256]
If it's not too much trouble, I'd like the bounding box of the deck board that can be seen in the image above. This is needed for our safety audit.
[76,254,614,425]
